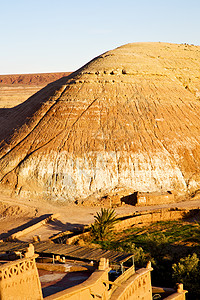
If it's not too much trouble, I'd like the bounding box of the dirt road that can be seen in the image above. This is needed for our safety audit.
[0,193,199,242]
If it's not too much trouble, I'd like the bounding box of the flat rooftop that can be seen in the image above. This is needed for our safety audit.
[0,241,133,264]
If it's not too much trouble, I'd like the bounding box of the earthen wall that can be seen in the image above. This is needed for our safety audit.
[7,213,59,241]
[137,192,175,206]
[44,261,153,300]
[110,267,153,300]
[0,255,43,300]
[114,208,192,231]
[44,267,110,300]
[0,255,187,300]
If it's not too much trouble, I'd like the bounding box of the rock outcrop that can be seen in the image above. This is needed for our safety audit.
[0,42,200,202]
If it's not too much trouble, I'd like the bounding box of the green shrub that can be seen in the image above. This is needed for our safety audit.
[172,253,200,299]
[144,233,170,257]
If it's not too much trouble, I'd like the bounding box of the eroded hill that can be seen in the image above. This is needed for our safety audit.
[0,43,200,203]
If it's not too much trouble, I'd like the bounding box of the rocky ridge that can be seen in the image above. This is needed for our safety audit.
[0,42,200,202]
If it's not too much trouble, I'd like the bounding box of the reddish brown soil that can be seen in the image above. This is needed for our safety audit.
[0,72,71,86]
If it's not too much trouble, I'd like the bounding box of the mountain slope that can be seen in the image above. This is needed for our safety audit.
[0,43,200,202]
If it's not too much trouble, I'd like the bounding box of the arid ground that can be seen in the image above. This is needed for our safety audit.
[0,72,71,107]
[0,192,199,242]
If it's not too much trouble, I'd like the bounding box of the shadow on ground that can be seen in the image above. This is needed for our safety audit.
[41,271,92,298]
[0,214,51,240]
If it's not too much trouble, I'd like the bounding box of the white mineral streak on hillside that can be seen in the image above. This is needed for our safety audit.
[0,42,200,202]
[16,151,186,201]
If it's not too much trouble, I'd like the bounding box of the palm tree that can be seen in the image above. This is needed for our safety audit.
[90,208,119,241]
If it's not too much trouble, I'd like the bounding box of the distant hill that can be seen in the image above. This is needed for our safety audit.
[0,72,72,108]
[0,72,71,86]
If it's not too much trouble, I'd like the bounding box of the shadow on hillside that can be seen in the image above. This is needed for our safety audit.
[0,76,70,144]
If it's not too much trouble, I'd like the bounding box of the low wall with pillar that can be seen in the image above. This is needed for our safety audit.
[108,264,135,296]
[109,262,153,300]
[163,284,187,300]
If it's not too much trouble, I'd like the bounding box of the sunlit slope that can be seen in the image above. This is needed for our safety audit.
[0,43,200,202]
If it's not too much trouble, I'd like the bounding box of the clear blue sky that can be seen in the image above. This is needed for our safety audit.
[1,0,199,74]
